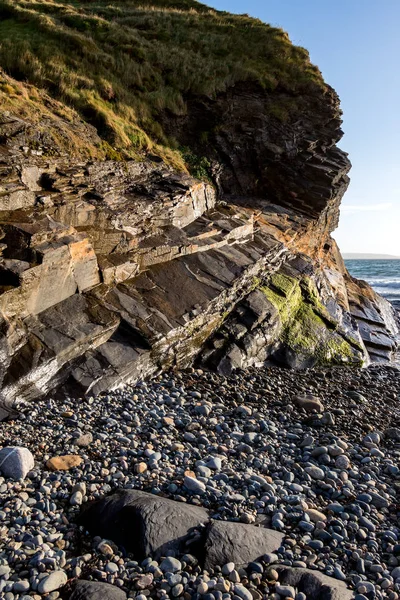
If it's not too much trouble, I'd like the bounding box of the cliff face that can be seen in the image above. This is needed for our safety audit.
[0,5,398,405]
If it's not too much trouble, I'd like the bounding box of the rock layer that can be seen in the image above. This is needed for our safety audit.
[0,80,399,403]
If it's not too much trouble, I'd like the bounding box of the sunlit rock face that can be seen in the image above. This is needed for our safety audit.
[0,77,398,405]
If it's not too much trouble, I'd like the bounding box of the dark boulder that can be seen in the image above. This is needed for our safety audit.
[78,490,209,560]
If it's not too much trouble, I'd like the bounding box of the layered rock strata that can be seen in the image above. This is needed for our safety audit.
[0,98,398,404]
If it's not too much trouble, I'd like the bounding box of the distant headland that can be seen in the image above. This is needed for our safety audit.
[343,253,400,260]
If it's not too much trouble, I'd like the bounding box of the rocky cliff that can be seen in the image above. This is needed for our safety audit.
[0,1,398,406]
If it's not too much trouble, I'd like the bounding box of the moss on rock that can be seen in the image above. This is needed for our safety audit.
[260,270,364,367]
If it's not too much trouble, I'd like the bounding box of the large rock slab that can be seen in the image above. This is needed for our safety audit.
[275,566,353,600]
[70,581,127,600]
[78,490,209,560]
[204,520,284,570]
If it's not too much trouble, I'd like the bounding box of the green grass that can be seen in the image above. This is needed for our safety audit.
[0,0,327,167]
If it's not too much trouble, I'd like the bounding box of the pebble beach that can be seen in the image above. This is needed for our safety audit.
[0,364,400,600]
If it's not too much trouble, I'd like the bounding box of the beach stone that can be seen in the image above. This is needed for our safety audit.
[275,567,353,600]
[134,462,148,474]
[46,455,83,471]
[0,447,34,480]
[204,520,284,570]
[78,489,209,560]
[37,570,67,594]
[293,395,324,413]
[160,557,182,573]
[184,475,206,494]
[234,584,253,600]
[69,580,127,599]
[275,584,296,597]
[75,433,93,447]
[305,509,326,523]
[335,455,350,470]
[305,466,325,480]
[321,412,335,425]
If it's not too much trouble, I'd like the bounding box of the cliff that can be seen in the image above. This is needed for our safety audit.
[0,1,398,405]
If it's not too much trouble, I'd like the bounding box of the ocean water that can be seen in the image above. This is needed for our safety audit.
[345,259,400,307]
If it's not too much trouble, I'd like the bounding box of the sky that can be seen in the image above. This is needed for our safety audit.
[207,0,400,255]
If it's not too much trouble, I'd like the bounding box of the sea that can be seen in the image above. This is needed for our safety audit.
[345,259,400,310]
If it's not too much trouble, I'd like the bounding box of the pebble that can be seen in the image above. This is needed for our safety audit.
[160,557,182,573]
[37,570,67,594]
[184,476,206,494]
[305,466,325,480]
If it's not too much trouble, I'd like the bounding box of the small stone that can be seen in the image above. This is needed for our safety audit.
[160,557,182,573]
[235,405,252,417]
[62,411,74,418]
[172,583,184,596]
[172,443,185,451]
[46,455,83,471]
[197,582,209,594]
[294,394,324,413]
[134,462,148,474]
[207,457,222,470]
[275,584,296,598]
[335,455,350,470]
[184,476,206,494]
[37,570,67,594]
[13,581,30,593]
[106,562,119,574]
[305,508,327,523]
[70,491,83,506]
[321,412,335,425]
[222,563,235,575]
[234,584,253,600]
[98,541,114,556]
[136,574,154,590]
[75,432,93,447]
[305,466,325,480]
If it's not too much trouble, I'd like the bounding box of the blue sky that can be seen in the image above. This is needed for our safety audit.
[207,0,400,255]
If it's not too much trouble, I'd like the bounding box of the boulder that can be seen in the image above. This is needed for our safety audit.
[0,447,34,480]
[78,490,209,560]
[70,581,127,600]
[275,567,353,600]
[204,520,284,570]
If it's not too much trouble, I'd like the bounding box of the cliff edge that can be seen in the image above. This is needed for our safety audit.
[0,1,398,404]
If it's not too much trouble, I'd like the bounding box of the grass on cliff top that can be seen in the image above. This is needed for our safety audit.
[0,0,326,165]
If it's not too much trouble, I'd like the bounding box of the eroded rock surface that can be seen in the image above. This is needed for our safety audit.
[0,92,399,403]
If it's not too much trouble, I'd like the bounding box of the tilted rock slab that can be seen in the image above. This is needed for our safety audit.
[275,566,353,600]
[78,490,284,568]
